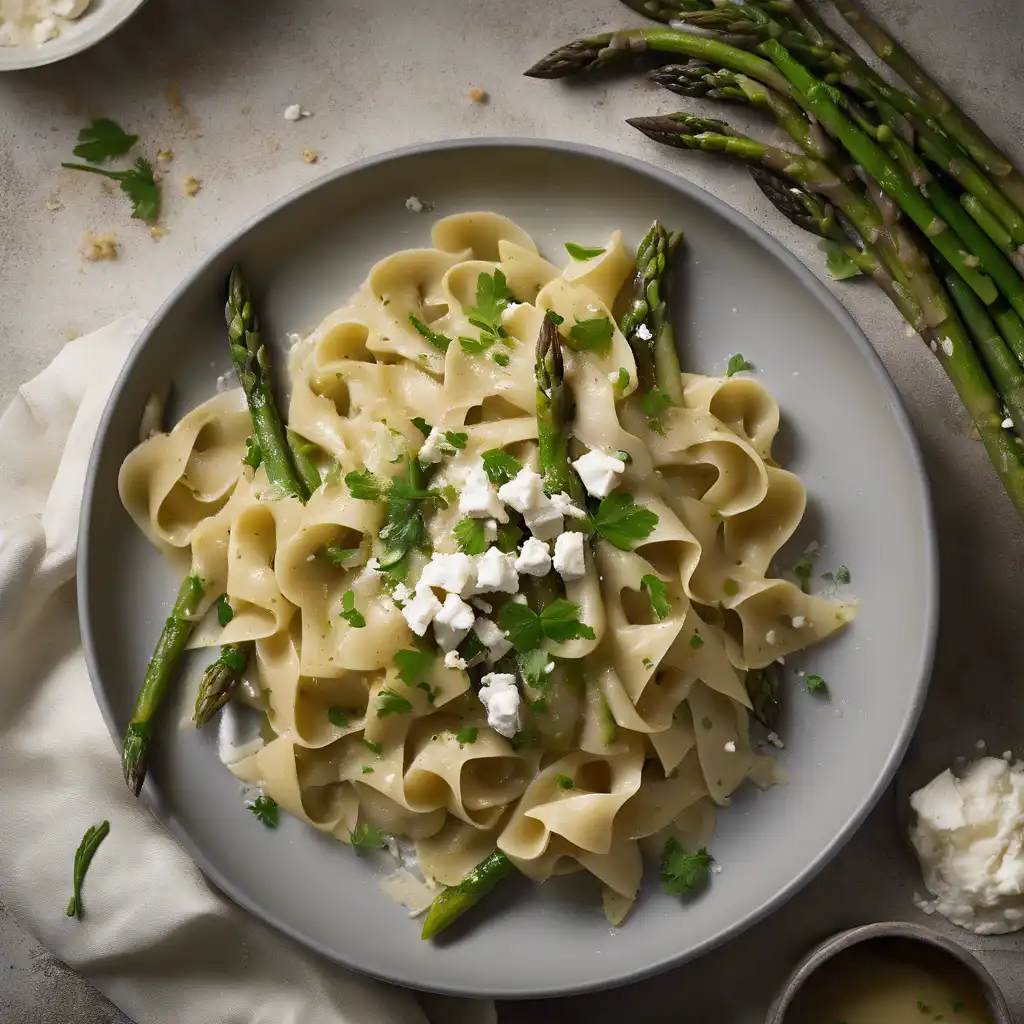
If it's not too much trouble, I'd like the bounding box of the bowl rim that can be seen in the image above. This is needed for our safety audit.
[77,136,939,997]
[764,920,1013,1023]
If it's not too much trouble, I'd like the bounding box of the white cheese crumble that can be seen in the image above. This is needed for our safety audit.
[402,588,442,636]
[790,615,806,628]
[432,593,475,651]
[496,467,566,540]
[444,650,468,671]
[473,547,519,594]
[484,519,498,542]
[553,532,586,582]
[392,583,412,605]
[765,629,778,645]
[910,757,1024,934]
[515,536,552,577]
[478,673,520,738]
[366,557,381,572]
[417,427,448,465]
[724,741,736,753]
[405,195,425,213]
[766,731,785,749]
[941,337,954,357]
[1002,417,1014,429]
[636,323,653,341]
[572,448,626,499]
[32,14,58,42]
[550,491,587,519]
[418,552,475,597]
[459,461,508,521]
[283,104,304,121]
[501,302,521,322]
[607,371,620,384]
[470,597,493,614]
[473,617,512,663]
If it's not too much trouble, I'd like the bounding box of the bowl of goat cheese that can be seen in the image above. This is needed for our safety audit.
[0,0,148,70]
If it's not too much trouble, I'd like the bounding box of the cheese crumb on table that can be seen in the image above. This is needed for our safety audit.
[283,104,306,121]
[405,196,425,213]
[182,175,202,197]
[81,231,118,261]
[467,88,489,103]
[302,148,318,164]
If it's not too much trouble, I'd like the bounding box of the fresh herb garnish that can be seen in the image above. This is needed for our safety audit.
[642,656,654,669]
[72,118,138,162]
[545,309,564,326]
[416,680,437,704]
[242,435,262,468]
[441,430,468,452]
[323,543,360,566]
[66,820,110,919]
[457,631,487,665]
[568,315,613,356]
[640,574,670,619]
[614,367,630,392]
[455,726,478,745]
[806,674,828,694]
[363,738,382,755]
[661,837,714,896]
[61,157,160,222]
[345,468,384,500]
[350,823,388,852]
[464,269,510,346]
[481,448,523,486]
[690,633,705,649]
[726,354,754,377]
[616,450,633,464]
[328,707,350,728]
[564,242,606,260]
[641,388,673,435]
[339,590,366,628]
[499,598,596,653]
[394,646,433,686]
[518,647,552,691]
[835,565,852,584]
[459,335,494,355]
[593,493,658,550]
[361,765,374,774]
[556,773,576,789]
[409,314,452,353]
[377,457,449,567]
[454,517,488,555]
[495,520,524,553]
[530,697,549,713]
[411,416,432,437]
[216,594,234,627]
[493,352,510,367]
[376,686,413,718]
[248,795,279,828]
[792,556,813,592]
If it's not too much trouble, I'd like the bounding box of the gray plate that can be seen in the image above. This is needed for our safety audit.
[78,139,937,999]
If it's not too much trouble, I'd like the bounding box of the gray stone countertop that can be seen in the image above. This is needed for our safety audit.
[1,0,1022,1020]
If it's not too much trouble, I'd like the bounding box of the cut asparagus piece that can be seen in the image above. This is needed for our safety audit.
[193,643,248,728]
[421,850,514,939]
[536,318,587,504]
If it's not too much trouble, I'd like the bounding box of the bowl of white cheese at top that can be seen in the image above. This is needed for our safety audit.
[0,0,148,71]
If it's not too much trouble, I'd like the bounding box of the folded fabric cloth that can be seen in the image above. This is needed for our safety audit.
[0,319,494,1024]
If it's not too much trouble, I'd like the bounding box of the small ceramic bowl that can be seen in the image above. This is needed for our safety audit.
[765,921,1012,1024]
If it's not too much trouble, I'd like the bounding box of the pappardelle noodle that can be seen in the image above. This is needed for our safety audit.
[118,212,856,932]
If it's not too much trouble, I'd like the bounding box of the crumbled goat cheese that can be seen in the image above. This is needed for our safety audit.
[459,461,508,522]
[572,448,626,499]
[402,589,442,636]
[791,615,806,628]
[478,673,520,738]
[283,104,304,121]
[444,650,468,671]
[724,741,736,753]
[473,547,519,595]
[636,323,653,342]
[470,597,493,614]
[417,428,448,465]
[432,593,476,651]
[607,371,620,384]
[418,552,475,597]
[910,757,1024,934]
[766,731,785,749]
[514,537,551,577]
[405,195,425,213]
[1003,417,1015,429]
[474,617,512,663]
[392,583,412,604]
[366,557,381,572]
[765,629,778,645]
[553,532,586,582]
[32,15,59,42]
[549,492,587,519]
[496,467,564,539]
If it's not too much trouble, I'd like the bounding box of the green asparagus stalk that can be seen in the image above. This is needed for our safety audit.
[226,266,308,501]
[421,850,514,939]
[536,319,587,504]
[830,0,1024,214]
[286,429,323,497]
[618,221,686,401]
[757,40,998,306]
[122,572,205,795]
[193,644,249,728]
[991,304,1024,371]
[961,195,1024,274]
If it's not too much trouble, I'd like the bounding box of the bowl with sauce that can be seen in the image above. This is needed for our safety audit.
[766,921,1011,1024]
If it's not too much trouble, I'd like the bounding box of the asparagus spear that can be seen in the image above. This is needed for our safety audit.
[536,318,587,504]
[421,850,514,939]
[122,572,205,795]
[961,195,1024,275]
[830,0,1024,214]
[286,428,323,497]
[618,221,686,401]
[193,643,249,728]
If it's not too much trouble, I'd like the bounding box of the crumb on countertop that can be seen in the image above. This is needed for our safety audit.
[182,175,202,197]
[405,195,427,213]
[467,87,489,103]
[81,231,118,261]
[266,137,280,151]
[150,225,169,239]
[302,148,318,164]
[45,198,63,212]
[284,103,311,121]
[156,149,173,163]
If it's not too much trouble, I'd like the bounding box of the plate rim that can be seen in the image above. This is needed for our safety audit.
[77,136,939,998]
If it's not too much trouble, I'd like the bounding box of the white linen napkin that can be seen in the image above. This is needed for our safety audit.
[0,319,495,1024]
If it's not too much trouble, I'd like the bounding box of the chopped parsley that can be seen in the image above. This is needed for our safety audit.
[530,698,549,713]
[593,492,658,550]
[660,837,714,896]
[518,647,551,691]
[568,315,614,356]
[323,542,360,566]
[792,556,814,592]
[493,352,510,367]
[835,564,852,584]
[350,822,387,852]
[361,765,374,774]
[481,448,523,486]
[328,707,350,728]
[564,242,606,260]
[72,118,138,162]
[394,646,433,686]
[701,716,713,730]
[457,630,487,664]
[640,387,673,435]
[376,687,413,717]
[616,450,633,464]
[363,738,382,755]
[345,468,384,500]
[454,517,488,555]
[642,656,654,669]
[216,594,234,627]
[725,354,754,377]
[823,240,863,281]
[65,820,110,919]
[242,435,262,468]
[614,367,630,392]
[408,313,452,352]
[61,156,160,222]
[455,726,478,745]
[545,309,564,326]
[495,520,524,553]
[806,674,828,694]
[411,416,432,437]
[248,795,279,828]
[555,774,576,789]
[498,598,596,653]
[640,574,670,619]
[459,335,495,355]
[375,456,449,568]
[339,590,366,628]
[690,633,705,649]
[215,645,247,675]
[416,680,437,704]
[464,269,511,347]
[440,430,468,453]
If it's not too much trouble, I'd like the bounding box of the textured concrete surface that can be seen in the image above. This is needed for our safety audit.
[1,0,1023,1020]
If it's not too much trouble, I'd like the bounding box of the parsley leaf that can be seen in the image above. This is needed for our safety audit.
[495,520,524,553]
[361,765,374,774]
[411,416,432,437]
[409,313,451,352]
[616,449,633,464]
[375,456,448,568]
[394,647,433,686]
[690,633,705,649]
[792,556,813,593]
[416,680,437,704]
[518,647,551,691]
[62,157,160,222]
[328,707,350,728]
[339,590,366,628]
[481,448,523,486]
[499,599,595,653]
[459,335,494,355]
[806,674,828,694]
[545,309,564,326]
[499,601,544,653]
[726,353,754,377]
[661,838,714,896]
[457,630,487,664]
[640,574,670,619]
[345,468,384,500]
[593,493,658,550]
[565,242,606,260]
[835,564,852,585]
[363,738,382,755]
[216,594,234,627]
[442,430,468,452]
[640,388,673,435]
[376,686,413,718]
[323,542,360,566]
[248,795,279,828]
[454,517,487,555]
[455,726,478,745]
[493,352,510,367]
[65,820,110,919]
[556,773,576,789]
[350,822,388,853]
[614,367,630,392]
[465,269,510,344]
[568,316,613,356]
[72,118,138,163]
[541,599,597,643]
[242,436,262,468]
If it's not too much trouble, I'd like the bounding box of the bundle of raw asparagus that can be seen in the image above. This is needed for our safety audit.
[526,0,1024,520]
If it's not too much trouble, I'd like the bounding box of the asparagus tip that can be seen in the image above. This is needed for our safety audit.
[121,722,150,797]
